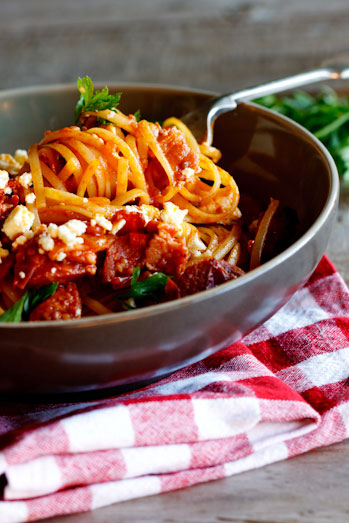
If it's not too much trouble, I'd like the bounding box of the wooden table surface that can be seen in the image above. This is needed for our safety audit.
[1,1,349,521]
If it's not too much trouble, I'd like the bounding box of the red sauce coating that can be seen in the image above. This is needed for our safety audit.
[179,258,245,297]
[29,282,82,321]
[13,239,98,289]
[158,126,199,182]
[103,234,148,287]
[145,223,189,278]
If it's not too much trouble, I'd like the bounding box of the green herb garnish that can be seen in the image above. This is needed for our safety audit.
[0,283,58,323]
[255,88,349,185]
[74,76,122,122]
[0,294,27,322]
[133,109,141,122]
[117,267,170,308]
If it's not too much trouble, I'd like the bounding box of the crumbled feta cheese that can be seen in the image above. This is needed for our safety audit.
[123,205,147,215]
[139,204,160,224]
[14,236,28,247]
[55,252,66,262]
[56,219,87,248]
[64,219,87,236]
[14,149,28,166]
[51,267,57,274]
[160,202,188,235]
[111,219,126,235]
[182,167,195,183]
[38,233,55,252]
[93,214,113,231]
[4,187,12,196]
[19,271,26,279]
[47,223,59,238]
[25,192,36,204]
[123,205,138,213]
[90,219,96,226]
[12,230,34,249]
[187,231,206,258]
[56,225,76,247]
[18,172,33,189]
[0,154,22,174]
[0,170,9,190]
[2,205,35,240]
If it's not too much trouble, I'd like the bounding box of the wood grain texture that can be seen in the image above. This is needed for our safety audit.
[1,1,349,521]
[1,0,349,92]
[47,442,349,523]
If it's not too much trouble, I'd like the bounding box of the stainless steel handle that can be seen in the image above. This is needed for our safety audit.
[205,62,349,145]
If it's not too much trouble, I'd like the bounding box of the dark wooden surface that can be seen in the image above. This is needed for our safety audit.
[1,1,349,521]
[2,0,349,93]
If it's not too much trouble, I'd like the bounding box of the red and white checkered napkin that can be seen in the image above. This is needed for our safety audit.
[0,256,348,523]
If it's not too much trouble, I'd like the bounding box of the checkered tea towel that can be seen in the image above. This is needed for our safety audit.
[0,255,348,523]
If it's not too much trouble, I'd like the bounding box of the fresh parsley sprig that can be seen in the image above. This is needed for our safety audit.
[133,109,141,122]
[0,283,58,322]
[255,88,349,185]
[74,76,122,122]
[117,267,170,308]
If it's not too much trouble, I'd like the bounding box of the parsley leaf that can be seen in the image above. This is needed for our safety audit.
[0,294,27,322]
[0,283,58,323]
[117,267,170,306]
[23,283,59,320]
[74,76,121,122]
[255,88,349,185]
[133,109,141,122]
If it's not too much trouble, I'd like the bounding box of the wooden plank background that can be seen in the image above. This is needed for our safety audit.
[1,1,349,521]
[1,0,349,92]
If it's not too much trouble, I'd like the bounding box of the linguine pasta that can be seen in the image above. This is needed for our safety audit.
[0,82,286,322]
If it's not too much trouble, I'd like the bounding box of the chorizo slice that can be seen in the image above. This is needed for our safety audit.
[145,223,188,278]
[179,258,244,297]
[30,282,82,321]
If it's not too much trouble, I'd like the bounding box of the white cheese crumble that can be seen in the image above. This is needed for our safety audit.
[2,205,35,240]
[12,230,34,249]
[0,154,22,174]
[37,220,87,252]
[14,149,29,166]
[55,252,66,262]
[160,202,188,235]
[63,219,87,236]
[47,223,59,238]
[57,219,86,248]
[19,271,26,279]
[25,192,36,204]
[182,167,195,183]
[18,172,33,189]
[187,231,206,258]
[4,187,12,196]
[139,204,160,224]
[93,214,113,231]
[0,170,9,190]
[111,218,126,235]
[38,233,55,252]
[123,205,139,213]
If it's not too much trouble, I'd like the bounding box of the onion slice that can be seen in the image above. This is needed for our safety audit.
[250,198,280,270]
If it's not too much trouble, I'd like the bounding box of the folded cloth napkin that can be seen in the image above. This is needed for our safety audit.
[0,255,348,523]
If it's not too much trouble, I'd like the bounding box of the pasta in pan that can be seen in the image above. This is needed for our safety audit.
[0,78,288,322]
